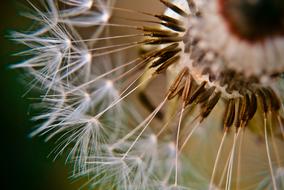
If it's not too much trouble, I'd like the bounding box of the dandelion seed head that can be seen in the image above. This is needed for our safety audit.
[13,0,284,189]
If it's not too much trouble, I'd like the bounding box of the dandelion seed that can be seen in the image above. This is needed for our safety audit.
[13,0,284,189]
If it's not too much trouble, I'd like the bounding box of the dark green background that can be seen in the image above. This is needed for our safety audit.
[0,1,80,190]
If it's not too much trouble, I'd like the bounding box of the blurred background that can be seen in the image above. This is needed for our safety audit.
[0,1,80,190]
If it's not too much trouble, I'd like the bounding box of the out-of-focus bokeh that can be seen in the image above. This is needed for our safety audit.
[0,1,80,190]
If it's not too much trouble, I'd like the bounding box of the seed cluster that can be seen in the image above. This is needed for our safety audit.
[13,0,284,189]
[139,0,284,135]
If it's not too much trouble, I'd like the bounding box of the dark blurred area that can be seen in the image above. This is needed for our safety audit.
[0,1,79,190]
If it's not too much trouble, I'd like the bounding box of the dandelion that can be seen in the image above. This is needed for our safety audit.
[13,0,284,189]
